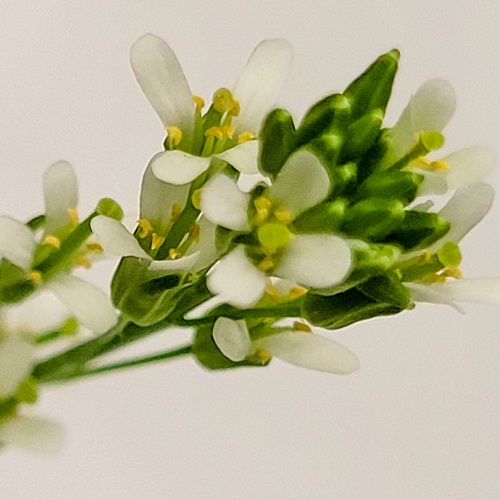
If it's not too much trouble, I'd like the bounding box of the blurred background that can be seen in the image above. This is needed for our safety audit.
[1,1,500,498]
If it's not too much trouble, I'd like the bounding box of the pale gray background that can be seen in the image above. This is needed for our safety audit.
[1,1,500,499]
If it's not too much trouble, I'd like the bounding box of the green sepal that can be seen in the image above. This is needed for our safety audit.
[96,198,123,221]
[111,256,185,326]
[344,49,400,121]
[357,170,423,204]
[26,214,46,230]
[0,260,36,304]
[296,94,350,146]
[292,199,347,233]
[357,271,411,309]
[309,133,342,166]
[384,211,450,250]
[259,108,296,177]
[302,286,405,330]
[340,109,383,161]
[341,198,405,239]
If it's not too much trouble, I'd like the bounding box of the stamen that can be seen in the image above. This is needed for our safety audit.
[168,248,181,260]
[253,347,271,365]
[27,270,42,283]
[258,256,275,272]
[221,124,235,139]
[237,132,255,144]
[151,233,165,251]
[265,281,280,299]
[288,287,308,300]
[212,88,238,114]
[254,197,272,223]
[170,203,182,221]
[293,321,312,333]
[188,223,200,242]
[137,218,153,238]
[85,242,104,254]
[205,126,224,139]
[166,126,183,147]
[67,208,79,226]
[191,189,202,210]
[75,256,91,268]
[431,159,449,171]
[43,235,61,249]
[273,208,293,225]
[192,95,205,113]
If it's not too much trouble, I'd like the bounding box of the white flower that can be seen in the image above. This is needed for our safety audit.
[0,217,35,271]
[130,34,292,185]
[185,149,352,318]
[212,317,359,374]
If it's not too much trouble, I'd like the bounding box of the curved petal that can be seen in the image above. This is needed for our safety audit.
[212,317,252,362]
[255,331,359,374]
[275,234,352,289]
[269,150,330,217]
[140,159,190,229]
[216,140,260,175]
[130,34,194,133]
[444,147,495,190]
[47,275,117,334]
[233,39,293,135]
[191,216,219,272]
[148,252,199,271]
[0,333,33,399]
[0,216,35,270]
[90,216,151,260]
[43,161,78,234]
[201,174,250,231]
[151,150,210,185]
[0,415,64,453]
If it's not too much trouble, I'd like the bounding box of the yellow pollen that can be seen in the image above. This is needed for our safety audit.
[205,126,224,139]
[43,235,61,249]
[254,197,272,223]
[189,223,200,242]
[27,270,42,283]
[67,208,79,226]
[137,218,154,238]
[431,159,449,171]
[171,203,182,221]
[75,256,91,269]
[85,242,103,254]
[221,124,235,139]
[288,287,308,300]
[168,248,181,259]
[293,321,312,333]
[257,256,275,272]
[192,95,205,113]
[166,126,183,147]
[237,132,255,144]
[253,347,271,365]
[273,208,293,225]
[151,233,165,251]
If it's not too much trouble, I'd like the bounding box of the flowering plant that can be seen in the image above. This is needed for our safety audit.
[0,34,498,452]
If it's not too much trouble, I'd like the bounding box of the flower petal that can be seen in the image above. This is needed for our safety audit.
[275,234,352,289]
[269,149,330,217]
[201,174,250,231]
[444,147,495,190]
[216,140,260,175]
[130,34,194,133]
[47,274,117,334]
[0,216,35,270]
[0,415,64,453]
[0,333,33,399]
[212,317,252,362]
[90,215,151,260]
[233,39,292,135]
[255,331,360,374]
[151,150,211,185]
[148,252,199,272]
[43,161,78,234]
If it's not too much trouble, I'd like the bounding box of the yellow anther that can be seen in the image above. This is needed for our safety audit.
[189,223,200,242]
[75,256,91,269]
[431,159,449,171]
[273,208,293,225]
[293,321,312,333]
[67,208,79,226]
[230,99,240,117]
[253,347,271,365]
[166,126,183,147]
[168,248,181,260]
[265,281,280,299]
[254,196,272,223]
[257,256,275,272]
[85,242,103,254]
[43,235,61,249]
[27,270,42,283]
[191,189,202,210]
[221,124,235,139]
[151,233,165,251]
[442,267,463,279]
[212,88,238,114]
[170,203,182,221]
[237,132,255,144]
[192,95,205,113]
[137,218,154,238]
[205,126,224,139]
[288,287,308,300]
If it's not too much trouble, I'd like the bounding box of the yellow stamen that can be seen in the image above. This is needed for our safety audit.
[265,281,280,299]
[254,196,272,224]
[288,287,308,300]
[151,233,165,251]
[273,208,293,225]
[212,88,238,114]
[67,208,79,226]
[27,271,42,283]
[75,256,91,268]
[166,126,183,147]
[168,248,181,260]
[43,235,61,249]
[221,124,235,139]
[192,95,205,113]
[205,126,224,139]
[237,132,255,144]
[137,219,153,238]
[293,321,312,333]
[230,99,240,117]
[85,242,103,254]
[257,256,275,272]
[431,159,449,171]
[191,189,202,210]
[170,203,182,221]
[253,347,271,365]
[189,223,200,242]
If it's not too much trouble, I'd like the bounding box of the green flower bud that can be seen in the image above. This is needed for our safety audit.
[341,109,384,161]
[96,198,124,221]
[357,170,423,203]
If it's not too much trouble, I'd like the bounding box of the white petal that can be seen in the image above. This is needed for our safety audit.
[0,216,35,270]
[43,161,78,234]
[212,317,252,362]
[269,149,330,217]
[151,150,211,185]
[438,182,494,243]
[201,174,250,231]
[207,246,267,308]
[256,331,359,374]
[130,34,194,133]
[444,147,495,190]
[48,275,117,334]
[0,333,33,399]
[0,415,64,453]
[233,39,292,135]
[275,234,352,289]
[90,216,151,260]
[191,216,219,271]
[139,160,190,229]
[148,252,199,271]
[216,140,260,175]
[406,282,464,312]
